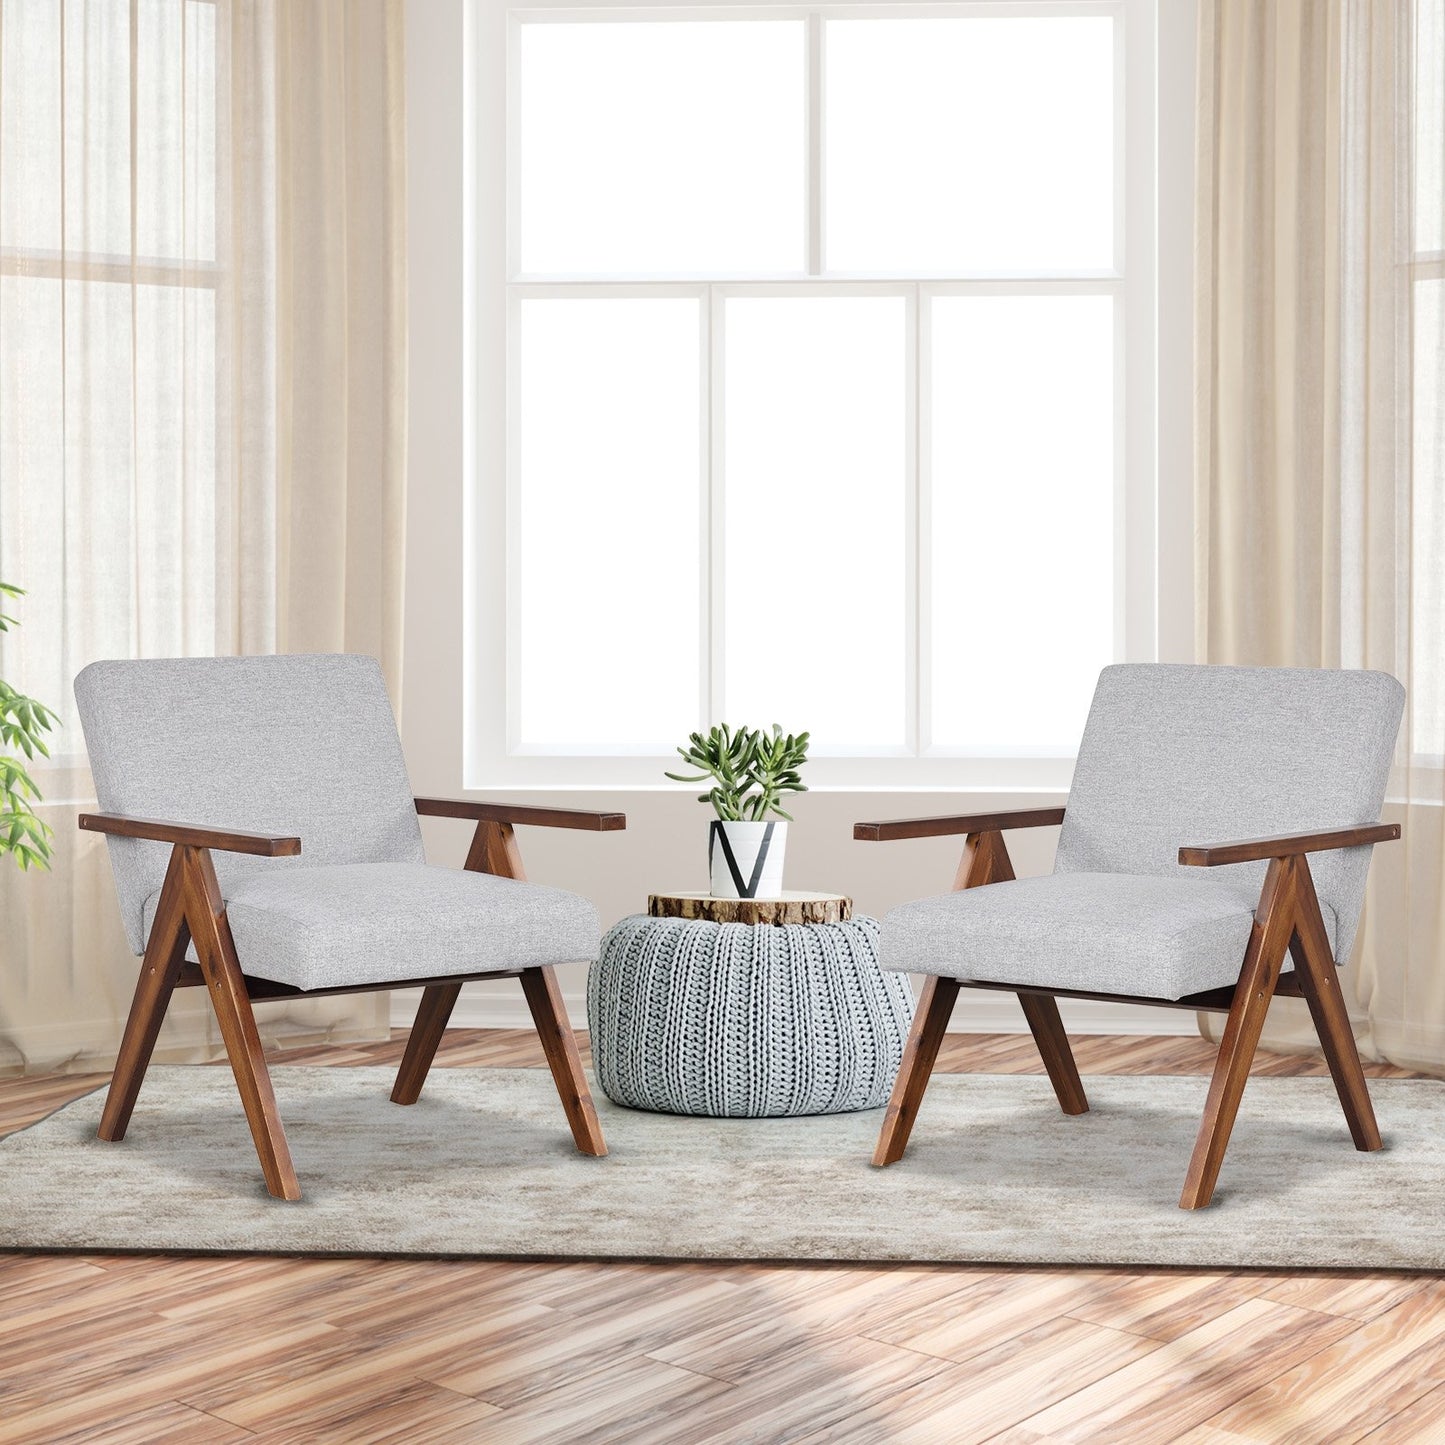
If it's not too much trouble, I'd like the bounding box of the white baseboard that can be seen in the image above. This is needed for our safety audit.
[390,990,1200,1038]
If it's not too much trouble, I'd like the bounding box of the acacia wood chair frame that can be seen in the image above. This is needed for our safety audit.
[78,800,624,1200]
[855,808,1401,1209]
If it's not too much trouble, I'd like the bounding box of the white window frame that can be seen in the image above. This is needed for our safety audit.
[467,0,1190,791]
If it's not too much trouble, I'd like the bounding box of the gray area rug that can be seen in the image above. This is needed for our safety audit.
[2,1067,1442,1269]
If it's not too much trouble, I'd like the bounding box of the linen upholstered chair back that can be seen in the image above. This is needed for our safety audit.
[75,654,425,955]
[1055,664,1404,965]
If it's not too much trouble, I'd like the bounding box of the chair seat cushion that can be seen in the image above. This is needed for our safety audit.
[880,872,1340,1001]
[141,862,600,992]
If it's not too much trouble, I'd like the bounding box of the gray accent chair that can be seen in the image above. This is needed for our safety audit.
[858,664,1404,1209]
[75,654,622,1200]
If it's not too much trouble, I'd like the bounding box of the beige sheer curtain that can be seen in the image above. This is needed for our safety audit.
[1197,0,1445,1069]
[0,0,406,1074]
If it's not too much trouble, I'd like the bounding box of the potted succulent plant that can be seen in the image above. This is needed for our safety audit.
[0,583,56,872]
[665,723,809,899]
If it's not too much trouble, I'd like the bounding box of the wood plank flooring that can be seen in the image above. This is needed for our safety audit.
[0,1029,1437,1444]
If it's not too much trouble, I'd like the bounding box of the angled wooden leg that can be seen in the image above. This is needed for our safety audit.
[959,829,1088,1116]
[874,827,1029,1167]
[1180,857,1295,1210]
[181,846,301,1201]
[99,845,192,1142]
[387,821,526,1108]
[1017,993,1089,1116]
[519,965,607,1157]
[391,983,464,1105]
[959,829,1089,1116]
[874,974,960,1167]
[1289,856,1382,1152]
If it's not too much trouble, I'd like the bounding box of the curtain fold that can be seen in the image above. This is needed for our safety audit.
[0,0,407,1074]
[1195,0,1343,669]
[1197,0,1445,1070]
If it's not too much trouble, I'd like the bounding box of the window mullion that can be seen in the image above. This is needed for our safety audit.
[913,282,929,757]
[707,284,726,725]
[807,12,823,277]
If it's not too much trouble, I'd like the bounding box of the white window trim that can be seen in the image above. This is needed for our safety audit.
[466,0,1195,792]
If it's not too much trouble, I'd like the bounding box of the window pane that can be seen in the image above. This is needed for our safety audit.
[1,0,215,261]
[1413,278,1445,752]
[929,295,1114,750]
[723,296,907,748]
[61,0,133,258]
[1,0,132,256]
[135,281,217,653]
[825,17,1114,273]
[517,298,701,748]
[136,0,217,263]
[0,0,62,250]
[519,22,805,275]
[0,277,219,752]
[0,275,69,745]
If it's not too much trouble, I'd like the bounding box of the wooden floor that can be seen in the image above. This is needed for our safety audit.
[0,1030,1440,1445]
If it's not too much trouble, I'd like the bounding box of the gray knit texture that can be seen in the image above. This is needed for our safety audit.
[589,915,915,1118]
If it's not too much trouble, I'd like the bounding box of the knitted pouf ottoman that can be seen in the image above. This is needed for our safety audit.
[587,913,916,1117]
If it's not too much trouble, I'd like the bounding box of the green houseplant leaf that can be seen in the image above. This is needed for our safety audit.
[0,584,55,871]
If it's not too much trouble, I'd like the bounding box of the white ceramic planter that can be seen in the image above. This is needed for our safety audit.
[709,820,788,900]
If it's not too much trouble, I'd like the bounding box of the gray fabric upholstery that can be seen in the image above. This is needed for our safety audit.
[881,664,1403,1001]
[883,873,1340,1000]
[1056,664,1402,965]
[141,863,599,991]
[75,655,426,955]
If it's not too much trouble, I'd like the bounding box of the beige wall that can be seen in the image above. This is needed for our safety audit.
[400,0,1199,1035]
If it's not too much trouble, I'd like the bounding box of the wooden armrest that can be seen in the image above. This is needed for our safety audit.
[1178,823,1400,868]
[79,812,302,857]
[853,807,1066,842]
[414,797,626,832]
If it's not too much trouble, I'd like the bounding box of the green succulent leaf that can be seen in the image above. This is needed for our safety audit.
[664,719,811,820]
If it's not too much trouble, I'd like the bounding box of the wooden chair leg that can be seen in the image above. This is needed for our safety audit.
[1017,993,1089,1116]
[877,829,1037,1164]
[391,983,464,1105]
[1180,857,1294,1210]
[181,846,301,1201]
[956,830,1088,1114]
[519,965,607,1157]
[1289,857,1382,1152]
[99,845,192,1142]
[873,974,960,1167]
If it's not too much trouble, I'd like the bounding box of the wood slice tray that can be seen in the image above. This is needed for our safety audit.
[647,891,853,926]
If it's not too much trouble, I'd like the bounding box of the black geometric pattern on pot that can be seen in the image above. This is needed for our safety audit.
[709,821,775,899]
